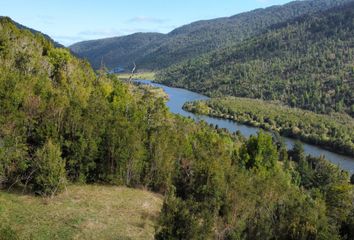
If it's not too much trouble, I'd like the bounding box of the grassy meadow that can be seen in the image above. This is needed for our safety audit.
[116,72,155,81]
[0,185,162,240]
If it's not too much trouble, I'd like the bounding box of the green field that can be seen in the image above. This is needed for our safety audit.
[0,185,162,240]
[116,72,155,81]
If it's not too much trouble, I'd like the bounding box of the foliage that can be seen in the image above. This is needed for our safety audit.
[70,0,353,70]
[0,17,353,240]
[158,2,354,116]
[0,16,64,48]
[33,139,66,196]
[70,32,165,70]
[183,97,354,156]
[239,132,278,170]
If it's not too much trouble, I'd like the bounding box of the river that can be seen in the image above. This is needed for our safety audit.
[137,80,354,173]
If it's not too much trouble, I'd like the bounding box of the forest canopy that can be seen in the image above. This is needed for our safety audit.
[0,16,353,240]
[157,2,354,116]
[183,97,354,156]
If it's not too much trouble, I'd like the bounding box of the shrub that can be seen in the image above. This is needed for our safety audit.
[33,139,66,196]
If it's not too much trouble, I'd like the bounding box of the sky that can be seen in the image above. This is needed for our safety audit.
[0,0,293,46]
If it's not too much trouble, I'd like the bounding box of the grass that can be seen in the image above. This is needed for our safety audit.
[137,84,169,100]
[116,72,155,81]
[0,185,163,240]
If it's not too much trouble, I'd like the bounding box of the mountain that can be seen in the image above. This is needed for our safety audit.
[157,2,354,116]
[1,15,354,240]
[0,16,64,48]
[70,0,354,70]
[70,32,165,70]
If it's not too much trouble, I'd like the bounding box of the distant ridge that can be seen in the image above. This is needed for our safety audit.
[157,1,354,117]
[69,0,354,70]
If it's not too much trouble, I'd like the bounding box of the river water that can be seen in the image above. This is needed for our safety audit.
[137,80,354,173]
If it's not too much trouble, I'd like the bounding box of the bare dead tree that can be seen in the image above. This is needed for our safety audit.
[23,169,37,194]
[128,62,136,84]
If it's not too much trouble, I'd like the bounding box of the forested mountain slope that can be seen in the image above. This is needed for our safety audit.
[158,2,354,116]
[70,32,165,70]
[1,17,354,240]
[0,16,64,48]
[70,0,354,70]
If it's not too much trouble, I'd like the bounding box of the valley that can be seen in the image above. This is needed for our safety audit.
[157,2,354,116]
[1,0,354,239]
[137,80,354,173]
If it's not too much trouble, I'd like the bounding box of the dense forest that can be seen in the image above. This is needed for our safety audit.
[184,97,354,156]
[70,0,354,70]
[157,2,354,116]
[1,17,354,240]
[0,16,64,48]
[70,32,165,70]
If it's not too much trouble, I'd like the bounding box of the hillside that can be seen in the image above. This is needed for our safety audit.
[0,185,162,240]
[70,32,165,70]
[70,0,354,70]
[1,16,354,240]
[0,16,64,48]
[158,2,354,116]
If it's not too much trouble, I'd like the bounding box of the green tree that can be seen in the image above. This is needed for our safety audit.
[33,139,66,196]
[325,184,353,228]
[155,194,200,240]
[291,141,305,163]
[0,135,28,188]
[239,132,278,170]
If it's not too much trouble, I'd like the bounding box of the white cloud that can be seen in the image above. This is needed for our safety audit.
[78,29,122,37]
[128,16,168,24]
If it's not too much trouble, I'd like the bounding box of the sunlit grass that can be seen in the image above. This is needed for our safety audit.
[116,72,155,81]
[0,185,163,240]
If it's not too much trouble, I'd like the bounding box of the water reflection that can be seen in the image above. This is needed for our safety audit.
[136,80,354,173]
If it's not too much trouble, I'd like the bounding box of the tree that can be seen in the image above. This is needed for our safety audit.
[239,132,278,170]
[325,184,353,228]
[290,141,305,163]
[0,135,28,188]
[155,194,200,240]
[33,139,66,196]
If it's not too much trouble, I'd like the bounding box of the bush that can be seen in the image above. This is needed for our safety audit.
[33,139,66,196]
[0,136,28,189]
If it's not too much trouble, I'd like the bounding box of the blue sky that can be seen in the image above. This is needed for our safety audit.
[0,0,293,46]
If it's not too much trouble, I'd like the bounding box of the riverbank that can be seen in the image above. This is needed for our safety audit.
[135,80,354,172]
[183,97,354,157]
